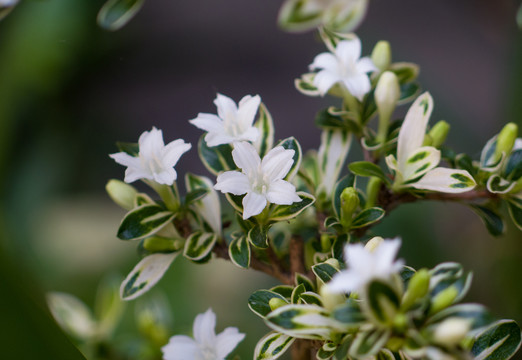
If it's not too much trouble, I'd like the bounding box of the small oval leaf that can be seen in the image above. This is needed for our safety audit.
[183,232,218,261]
[117,204,175,241]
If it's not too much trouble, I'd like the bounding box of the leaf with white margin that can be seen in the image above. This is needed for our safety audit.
[265,304,346,340]
[278,0,322,33]
[317,129,352,197]
[295,73,322,97]
[349,327,390,359]
[185,173,221,234]
[47,292,97,340]
[277,137,302,181]
[471,320,522,360]
[507,200,522,231]
[470,205,505,237]
[183,232,218,261]
[97,0,144,31]
[402,146,440,182]
[117,204,176,241]
[426,303,494,336]
[411,168,476,193]
[120,252,178,300]
[429,262,473,303]
[228,235,250,269]
[486,175,515,194]
[254,331,295,360]
[269,192,315,222]
[254,103,275,158]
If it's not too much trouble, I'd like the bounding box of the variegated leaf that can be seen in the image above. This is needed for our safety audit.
[504,149,522,181]
[351,207,385,229]
[332,174,356,219]
[117,204,176,241]
[470,205,505,237]
[300,292,322,306]
[254,331,295,360]
[97,0,144,31]
[278,0,322,32]
[402,146,440,182]
[278,137,302,181]
[332,299,366,327]
[198,136,235,175]
[348,161,390,185]
[318,130,352,197]
[507,200,522,231]
[269,192,315,222]
[471,320,522,360]
[362,279,401,326]
[228,235,250,269]
[426,303,494,335]
[412,168,476,193]
[120,252,178,300]
[349,328,390,359]
[429,262,472,303]
[265,304,346,340]
[389,62,420,84]
[486,175,515,194]
[248,225,269,249]
[312,262,340,285]
[291,283,306,304]
[185,173,222,234]
[47,292,96,340]
[249,290,288,318]
[295,73,322,97]
[254,103,275,158]
[183,232,218,261]
[295,273,315,292]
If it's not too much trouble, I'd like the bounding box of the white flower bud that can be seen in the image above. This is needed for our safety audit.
[371,41,392,71]
[433,317,471,345]
[375,71,400,117]
[106,179,138,210]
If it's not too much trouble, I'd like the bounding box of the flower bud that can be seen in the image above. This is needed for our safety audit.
[269,297,287,311]
[365,177,382,209]
[495,122,518,161]
[106,179,138,210]
[401,268,430,310]
[143,236,180,253]
[430,286,458,315]
[325,258,340,270]
[364,236,384,252]
[340,187,360,228]
[371,41,392,71]
[433,317,471,346]
[375,71,400,117]
[320,285,346,312]
[428,120,450,148]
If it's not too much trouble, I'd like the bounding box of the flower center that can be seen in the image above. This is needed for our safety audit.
[249,167,270,195]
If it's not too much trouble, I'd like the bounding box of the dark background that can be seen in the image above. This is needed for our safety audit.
[0,0,521,358]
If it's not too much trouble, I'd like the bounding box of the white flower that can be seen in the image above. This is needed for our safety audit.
[110,127,191,185]
[190,93,261,147]
[309,35,376,100]
[327,237,404,293]
[385,92,476,193]
[214,142,301,219]
[162,308,245,360]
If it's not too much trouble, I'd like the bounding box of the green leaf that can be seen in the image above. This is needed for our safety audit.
[389,62,420,83]
[270,285,294,299]
[47,292,96,340]
[507,200,522,231]
[265,304,345,340]
[97,0,145,31]
[332,299,366,326]
[471,320,522,360]
[269,192,315,222]
[480,136,501,170]
[183,232,218,261]
[362,280,401,326]
[198,136,235,176]
[184,188,209,205]
[295,73,322,97]
[315,108,347,130]
[226,193,244,213]
[228,235,251,269]
[254,331,295,360]
[332,174,356,219]
[349,161,390,185]
[94,277,125,337]
[470,205,505,237]
[486,175,515,194]
[117,204,176,241]
[312,262,340,285]
[120,252,178,300]
[295,273,315,292]
[116,141,139,156]
[248,290,288,318]
[332,234,349,263]
[185,173,222,234]
[427,303,494,332]
[351,207,385,229]
[278,137,302,181]
[429,262,472,303]
[505,149,522,181]
[278,0,322,32]
[319,27,357,53]
[300,292,322,306]
[134,193,154,207]
[349,328,390,359]
[254,103,275,158]
[291,283,306,304]
[248,225,269,249]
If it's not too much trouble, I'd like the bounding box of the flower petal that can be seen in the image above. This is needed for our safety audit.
[162,335,200,360]
[139,127,165,158]
[152,168,177,185]
[309,52,338,71]
[110,152,141,169]
[266,179,301,205]
[336,38,361,63]
[313,70,341,96]
[343,73,371,101]
[205,132,236,147]
[355,56,377,74]
[397,92,434,170]
[193,308,217,346]
[237,94,261,130]
[411,168,476,193]
[163,139,192,168]
[214,171,250,195]
[124,167,152,183]
[232,141,261,173]
[261,146,295,181]
[189,113,224,133]
[214,93,238,122]
[215,327,246,358]
[242,192,267,219]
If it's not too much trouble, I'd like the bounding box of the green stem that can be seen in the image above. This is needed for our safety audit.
[342,89,361,124]
[145,181,179,212]
[376,109,391,144]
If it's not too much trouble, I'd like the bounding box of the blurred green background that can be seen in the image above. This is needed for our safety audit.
[0,0,521,359]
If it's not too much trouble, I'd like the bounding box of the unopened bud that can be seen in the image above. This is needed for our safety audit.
[320,285,346,312]
[143,237,179,253]
[429,120,450,148]
[495,123,518,161]
[371,41,392,71]
[430,286,458,315]
[340,187,360,228]
[433,317,471,346]
[106,179,138,210]
[269,297,287,311]
[401,268,430,310]
[364,236,384,252]
[375,72,400,117]
[325,258,340,270]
